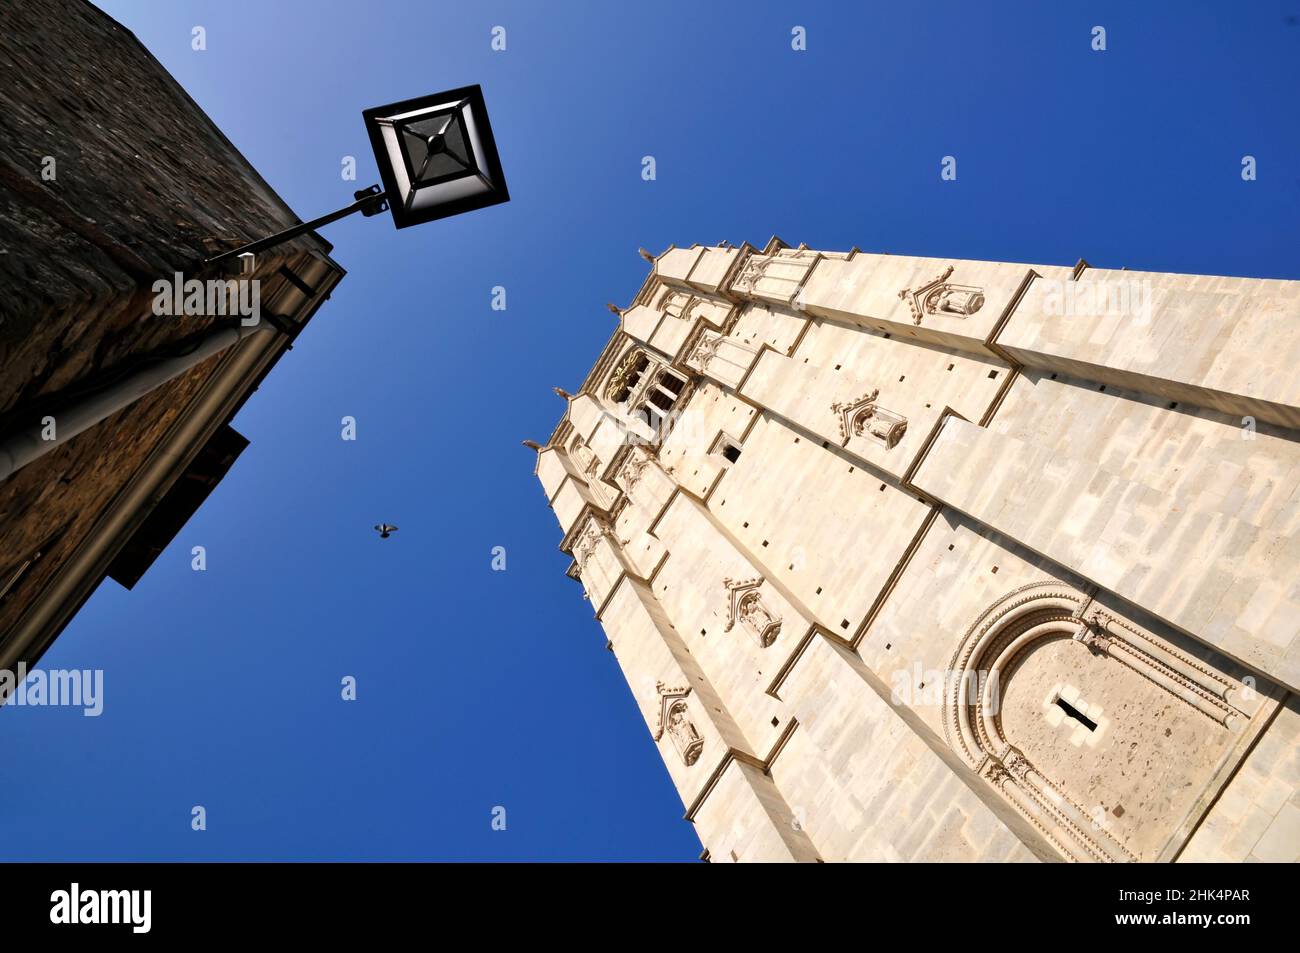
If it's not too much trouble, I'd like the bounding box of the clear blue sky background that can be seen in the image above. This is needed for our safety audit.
[2,1,1297,861]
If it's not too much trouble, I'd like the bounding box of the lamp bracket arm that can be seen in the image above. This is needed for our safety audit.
[200,185,388,270]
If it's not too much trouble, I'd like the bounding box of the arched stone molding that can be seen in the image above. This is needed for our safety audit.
[617,448,652,496]
[941,581,1250,863]
[684,325,723,372]
[571,514,611,572]
[728,251,818,305]
[661,289,695,319]
[569,434,615,510]
[569,434,598,477]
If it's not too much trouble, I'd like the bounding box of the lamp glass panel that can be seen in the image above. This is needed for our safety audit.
[362,85,508,228]
[401,110,475,184]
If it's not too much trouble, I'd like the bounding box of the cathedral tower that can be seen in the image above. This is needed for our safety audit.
[534,239,1300,863]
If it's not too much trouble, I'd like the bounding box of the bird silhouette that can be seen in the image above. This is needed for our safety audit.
[374,523,398,539]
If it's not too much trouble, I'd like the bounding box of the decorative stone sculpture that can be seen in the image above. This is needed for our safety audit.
[620,452,651,492]
[652,683,703,766]
[925,284,984,317]
[898,265,986,324]
[732,256,766,294]
[571,438,599,477]
[666,700,703,766]
[832,390,908,449]
[572,517,606,570]
[687,329,722,371]
[723,577,782,647]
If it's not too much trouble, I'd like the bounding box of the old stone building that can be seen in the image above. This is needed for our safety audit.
[0,3,343,674]
[533,239,1300,863]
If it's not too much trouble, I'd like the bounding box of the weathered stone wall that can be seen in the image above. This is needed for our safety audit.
[0,2,339,649]
[0,0,323,396]
[1180,696,1300,863]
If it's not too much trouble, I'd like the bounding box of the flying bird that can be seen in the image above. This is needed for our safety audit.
[373,523,398,539]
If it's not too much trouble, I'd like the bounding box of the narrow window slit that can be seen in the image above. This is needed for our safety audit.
[1055,697,1097,732]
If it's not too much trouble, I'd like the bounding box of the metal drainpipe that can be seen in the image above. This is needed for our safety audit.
[0,190,365,485]
[0,320,274,484]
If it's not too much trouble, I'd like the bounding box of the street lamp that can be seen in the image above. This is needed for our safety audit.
[206,83,508,270]
[0,84,509,482]
[362,85,509,228]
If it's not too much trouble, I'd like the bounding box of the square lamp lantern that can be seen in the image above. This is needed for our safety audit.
[362,84,509,229]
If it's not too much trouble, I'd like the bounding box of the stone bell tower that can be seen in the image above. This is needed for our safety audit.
[533,237,1300,863]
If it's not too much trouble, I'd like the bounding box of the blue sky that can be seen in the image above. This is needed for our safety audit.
[2,0,1297,861]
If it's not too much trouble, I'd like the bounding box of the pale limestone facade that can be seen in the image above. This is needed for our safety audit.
[533,239,1300,863]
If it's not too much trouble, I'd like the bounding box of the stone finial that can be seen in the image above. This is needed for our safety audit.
[521,440,542,451]
[638,247,655,263]
[553,387,573,400]
[606,302,621,315]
